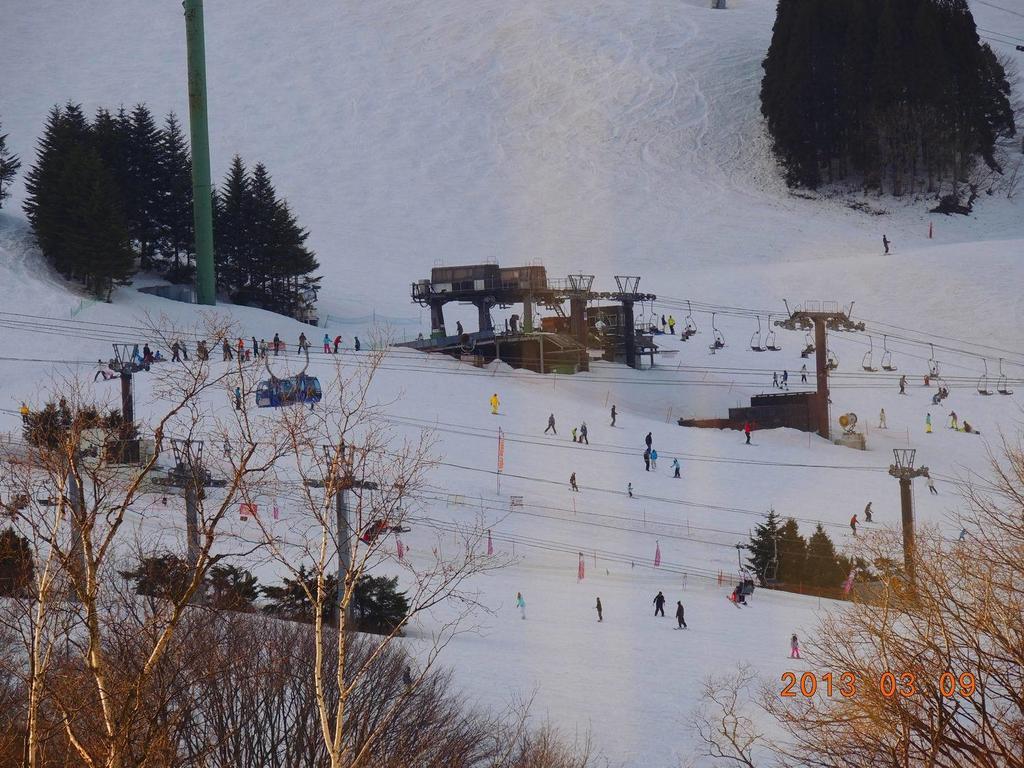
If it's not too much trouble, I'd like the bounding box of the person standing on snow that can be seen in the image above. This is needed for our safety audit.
[571,427,578,443]
[883,234,890,255]
[610,404,617,426]
[850,514,858,536]
[455,321,464,336]
[322,334,331,354]
[645,432,653,450]
[272,333,281,355]
[782,370,789,389]
[672,458,681,478]
[234,387,241,410]
[490,393,500,415]
[899,375,907,394]
[653,591,666,617]
[800,364,808,383]
[879,408,887,429]
[251,336,258,357]
[772,371,779,388]
[515,592,526,619]
[744,421,752,445]
[596,597,603,622]
[661,315,667,332]
[171,341,181,362]
[790,634,800,659]
[334,335,342,353]
[627,482,634,498]
[675,601,687,629]
[668,315,676,335]
[298,333,309,353]
[926,413,933,434]
[354,337,361,351]
[222,339,232,361]
[569,472,579,492]
[260,339,268,358]
[545,414,556,434]
[864,502,873,522]
[650,448,658,470]
[949,411,958,430]
[643,447,651,472]
[579,422,589,445]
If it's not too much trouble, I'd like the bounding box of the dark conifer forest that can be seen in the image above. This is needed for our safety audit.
[760,0,1016,197]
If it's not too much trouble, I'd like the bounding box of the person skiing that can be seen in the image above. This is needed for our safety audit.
[627,482,633,498]
[354,337,361,351]
[899,375,907,394]
[610,404,617,427]
[579,422,589,445]
[790,633,800,659]
[926,475,938,495]
[772,371,779,388]
[675,601,687,629]
[744,421,752,445]
[879,408,887,429]
[668,315,676,335]
[645,432,653,450]
[323,334,331,353]
[456,320,464,336]
[653,591,666,617]
[672,458,681,478]
[334,334,342,353]
[515,592,526,619]
[596,597,603,622]
[926,413,933,434]
[949,411,958,430]
[571,427,578,443]
[850,514,858,536]
[883,234,890,255]
[650,448,658,470]
[545,414,556,435]
[643,447,651,472]
[569,472,579,492]
[490,393,500,415]
[234,386,241,410]
[864,501,873,523]
[800,364,808,383]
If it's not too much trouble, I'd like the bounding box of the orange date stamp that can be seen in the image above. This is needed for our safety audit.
[779,671,976,698]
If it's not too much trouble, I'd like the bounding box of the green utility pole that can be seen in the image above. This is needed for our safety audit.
[184,0,216,305]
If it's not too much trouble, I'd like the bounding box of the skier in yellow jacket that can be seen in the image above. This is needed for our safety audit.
[490,393,500,415]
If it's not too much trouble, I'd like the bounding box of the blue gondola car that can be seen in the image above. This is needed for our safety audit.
[255,374,322,408]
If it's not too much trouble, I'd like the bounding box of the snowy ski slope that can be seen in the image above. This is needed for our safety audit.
[2,0,1024,764]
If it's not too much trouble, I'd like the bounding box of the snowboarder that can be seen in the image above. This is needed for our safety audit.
[545,414,556,434]
[596,597,603,622]
[171,341,181,362]
[579,422,589,445]
[323,334,331,353]
[645,432,653,449]
[926,413,933,434]
[899,375,907,394]
[672,458,681,478]
[772,371,779,388]
[354,337,361,351]
[571,427,578,443]
[744,421,752,445]
[570,472,579,492]
[515,592,526,619]
[650,448,658,470]
[790,634,800,659]
[927,475,938,495]
[333,335,342,353]
[883,234,890,255]
[850,514,858,536]
[653,591,666,617]
[800,364,808,383]
[949,411,958,430]
[675,601,687,629]
[610,404,617,427]
[456,321,464,336]
[879,408,887,429]
[490,393,500,415]
[234,387,241,410]
[864,502,873,523]
[643,448,651,472]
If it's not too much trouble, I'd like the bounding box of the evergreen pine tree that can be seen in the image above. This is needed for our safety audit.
[206,564,259,611]
[262,564,338,624]
[0,120,21,209]
[156,112,194,280]
[269,198,320,317]
[0,527,34,597]
[746,508,781,583]
[214,155,250,294]
[805,523,844,587]
[123,104,163,268]
[351,574,410,635]
[776,518,807,585]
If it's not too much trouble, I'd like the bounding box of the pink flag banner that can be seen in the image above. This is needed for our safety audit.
[396,535,405,561]
[239,502,257,521]
[654,541,662,568]
[578,552,585,581]
[487,529,494,556]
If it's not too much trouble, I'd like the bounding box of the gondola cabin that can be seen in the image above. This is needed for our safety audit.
[256,374,323,408]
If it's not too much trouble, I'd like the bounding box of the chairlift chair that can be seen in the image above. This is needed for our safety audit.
[765,315,781,351]
[862,337,878,372]
[750,317,766,352]
[881,335,897,371]
[801,331,815,358]
[681,301,697,340]
[256,347,323,408]
[708,312,725,352]
[977,359,994,396]
[928,344,940,378]
[997,358,1013,395]
[827,349,839,371]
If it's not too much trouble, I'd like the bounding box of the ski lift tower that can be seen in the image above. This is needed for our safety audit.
[888,449,929,591]
[566,274,595,349]
[611,276,643,369]
[775,302,864,440]
[109,344,146,464]
[166,438,207,597]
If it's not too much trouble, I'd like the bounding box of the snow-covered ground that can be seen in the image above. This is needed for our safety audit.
[2,0,1024,765]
